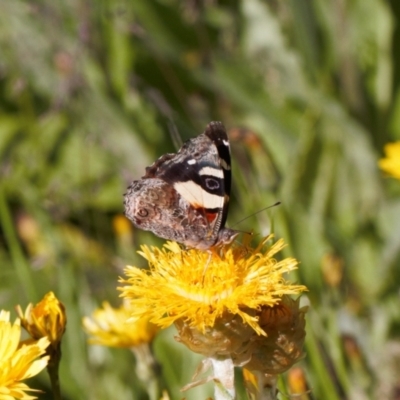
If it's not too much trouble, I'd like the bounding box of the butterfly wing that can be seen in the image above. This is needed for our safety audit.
[204,121,231,230]
[124,122,232,249]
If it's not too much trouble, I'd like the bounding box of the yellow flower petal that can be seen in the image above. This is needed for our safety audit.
[16,292,66,348]
[119,235,307,336]
[379,141,400,180]
[0,311,49,400]
[83,302,159,348]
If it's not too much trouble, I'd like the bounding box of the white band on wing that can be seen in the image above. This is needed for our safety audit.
[199,166,224,178]
[174,181,223,209]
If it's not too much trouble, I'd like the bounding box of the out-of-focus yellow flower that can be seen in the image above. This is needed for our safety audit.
[287,367,310,400]
[16,213,52,263]
[84,302,161,400]
[113,214,134,237]
[321,252,343,288]
[379,141,400,180]
[0,310,49,400]
[159,391,171,400]
[16,292,66,349]
[113,215,134,258]
[119,235,306,338]
[83,301,159,348]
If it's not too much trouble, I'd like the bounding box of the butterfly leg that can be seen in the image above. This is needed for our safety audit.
[202,250,213,277]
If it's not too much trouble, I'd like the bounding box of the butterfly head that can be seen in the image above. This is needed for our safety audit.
[214,227,239,248]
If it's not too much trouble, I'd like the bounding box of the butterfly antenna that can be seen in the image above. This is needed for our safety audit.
[230,201,281,228]
[167,121,183,150]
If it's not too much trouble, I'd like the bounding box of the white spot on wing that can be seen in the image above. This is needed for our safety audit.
[223,139,229,147]
[199,166,224,178]
[220,159,230,170]
[187,159,196,165]
[174,181,224,209]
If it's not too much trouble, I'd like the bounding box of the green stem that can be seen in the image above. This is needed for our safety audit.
[47,344,63,400]
[131,344,162,400]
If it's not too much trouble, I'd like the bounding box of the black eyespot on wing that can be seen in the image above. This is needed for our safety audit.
[205,177,220,190]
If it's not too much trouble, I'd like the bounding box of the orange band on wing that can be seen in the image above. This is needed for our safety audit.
[205,211,218,223]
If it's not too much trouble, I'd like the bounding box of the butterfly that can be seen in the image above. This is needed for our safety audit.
[123,121,238,250]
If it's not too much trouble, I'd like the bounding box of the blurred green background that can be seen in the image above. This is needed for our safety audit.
[1,0,400,399]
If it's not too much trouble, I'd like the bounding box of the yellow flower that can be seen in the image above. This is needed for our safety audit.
[84,303,161,399]
[113,214,133,237]
[119,235,306,337]
[0,310,49,400]
[287,367,309,398]
[379,141,400,180]
[83,302,159,348]
[16,292,66,349]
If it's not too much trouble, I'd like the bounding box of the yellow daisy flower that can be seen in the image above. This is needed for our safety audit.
[0,310,49,400]
[83,302,161,400]
[120,235,306,341]
[379,141,400,180]
[121,235,307,399]
[83,301,159,348]
[16,292,66,348]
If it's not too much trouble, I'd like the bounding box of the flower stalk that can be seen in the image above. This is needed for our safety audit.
[131,343,160,400]
[210,357,236,400]
[46,344,62,400]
